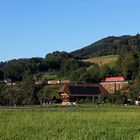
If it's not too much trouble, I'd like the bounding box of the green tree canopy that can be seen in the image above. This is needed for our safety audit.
[22,71,38,105]
[99,64,112,80]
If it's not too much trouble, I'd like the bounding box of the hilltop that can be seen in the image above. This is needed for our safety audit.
[71,34,140,58]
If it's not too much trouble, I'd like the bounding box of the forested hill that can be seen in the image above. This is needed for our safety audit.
[71,34,140,58]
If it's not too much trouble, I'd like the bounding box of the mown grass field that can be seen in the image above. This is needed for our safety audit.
[82,55,118,66]
[0,105,140,140]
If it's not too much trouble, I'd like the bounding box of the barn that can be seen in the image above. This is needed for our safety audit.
[58,84,108,105]
[100,77,128,93]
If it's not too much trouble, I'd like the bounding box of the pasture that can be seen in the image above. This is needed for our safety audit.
[82,55,118,66]
[0,105,140,140]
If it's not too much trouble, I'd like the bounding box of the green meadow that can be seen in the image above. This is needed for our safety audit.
[0,105,140,140]
[82,55,118,66]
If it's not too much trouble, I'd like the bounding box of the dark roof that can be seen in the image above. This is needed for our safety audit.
[58,84,108,97]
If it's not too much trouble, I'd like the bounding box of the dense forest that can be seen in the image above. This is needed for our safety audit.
[71,34,140,58]
[1,34,140,106]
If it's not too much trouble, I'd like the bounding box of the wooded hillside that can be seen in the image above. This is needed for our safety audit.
[71,34,140,58]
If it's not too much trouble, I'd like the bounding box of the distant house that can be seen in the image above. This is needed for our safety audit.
[100,77,128,93]
[58,84,108,105]
[4,78,17,86]
[4,78,13,86]
[4,78,12,84]
[35,80,47,85]
[35,79,71,85]
[47,80,60,85]
[61,80,70,84]
[47,80,70,85]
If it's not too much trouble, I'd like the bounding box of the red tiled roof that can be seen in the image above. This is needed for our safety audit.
[105,77,125,82]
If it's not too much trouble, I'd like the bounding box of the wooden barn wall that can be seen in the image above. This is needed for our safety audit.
[100,82,128,93]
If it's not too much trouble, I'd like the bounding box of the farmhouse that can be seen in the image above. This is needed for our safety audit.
[100,77,128,93]
[58,84,108,105]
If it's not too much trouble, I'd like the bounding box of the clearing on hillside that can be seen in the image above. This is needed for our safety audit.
[82,55,118,66]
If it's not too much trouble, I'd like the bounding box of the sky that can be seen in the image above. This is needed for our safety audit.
[0,0,140,62]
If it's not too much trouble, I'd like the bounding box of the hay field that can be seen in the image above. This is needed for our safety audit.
[82,55,118,66]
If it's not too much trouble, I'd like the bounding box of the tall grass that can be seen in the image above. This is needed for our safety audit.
[0,106,140,140]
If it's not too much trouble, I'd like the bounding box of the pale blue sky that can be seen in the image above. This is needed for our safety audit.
[0,0,140,61]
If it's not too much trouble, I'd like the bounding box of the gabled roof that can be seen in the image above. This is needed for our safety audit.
[58,84,108,96]
[105,77,125,82]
